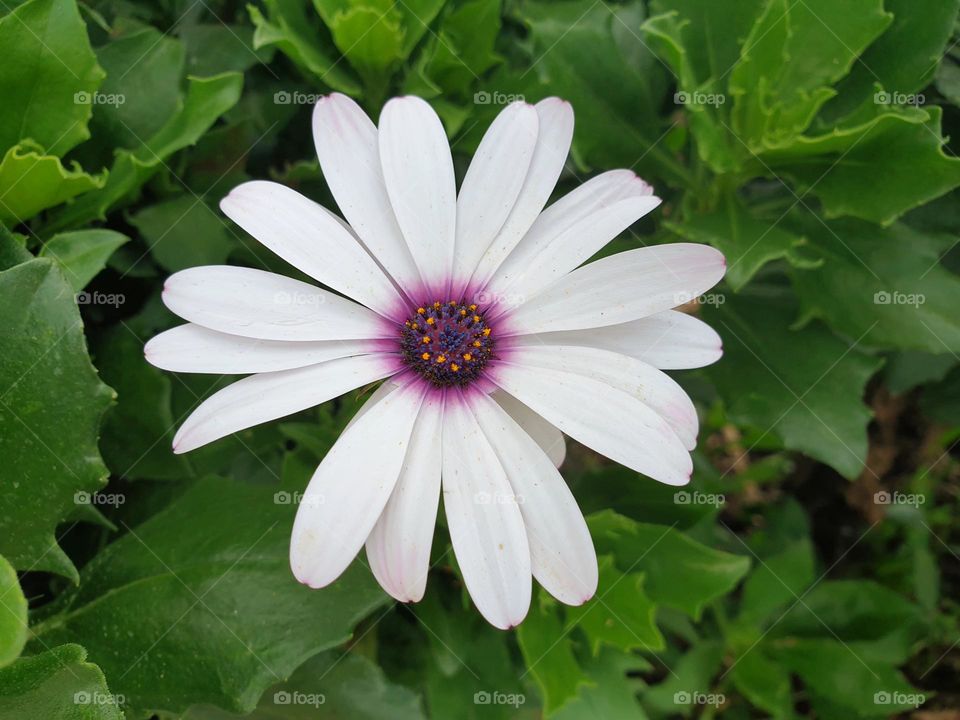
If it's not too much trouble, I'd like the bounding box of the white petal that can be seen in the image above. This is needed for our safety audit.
[162,266,390,341]
[366,394,443,602]
[145,324,374,374]
[291,382,426,588]
[452,102,539,291]
[220,181,403,316]
[501,343,699,451]
[521,310,723,370]
[503,243,726,335]
[485,169,651,295]
[172,354,395,453]
[491,194,661,303]
[470,98,574,290]
[379,97,456,296]
[491,361,692,485]
[312,94,422,293]
[442,396,531,629]
[493,389,566,468]
[472,393,597,605]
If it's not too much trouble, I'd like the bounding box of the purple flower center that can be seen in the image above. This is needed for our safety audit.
[399,300,494,387]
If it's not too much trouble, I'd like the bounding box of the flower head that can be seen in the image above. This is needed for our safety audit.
[145,94,725,628]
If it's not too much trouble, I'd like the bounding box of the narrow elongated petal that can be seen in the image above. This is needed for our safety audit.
[491,362,692,485]
[472,393,597,605]
[172,354,395,453]
[452,102,538,291]
[470,98,574,289]
[379,97,456,296]
[501,344,699,450]
[291,382,426,588]
[491,195,661,302]
[366,394,444,602]
[220,181,402,315]
[145,324,373,374]
[442,397,531,629]
[485,169,650,294]
[493,390,566,468]
[504,243,726,335]
[521,310,723,369]
[162,266,390,341]
[312,94,422,293]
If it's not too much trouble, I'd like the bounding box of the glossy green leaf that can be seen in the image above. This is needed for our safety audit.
[0,258,114,580]
[0,554,27,667]
[30,476,389,717]
[704,290,883,478]
[587,511,750,619]
[790,219,960,353]
[0,142,105,225]
[39,230,128,291]
[0,644,124,720]
[0,0,104,157]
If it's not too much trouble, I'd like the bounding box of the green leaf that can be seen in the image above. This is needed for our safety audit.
[39,230,128,292]
[704,289,883,478]
[88,28,186,150]
[181,650,426,719]
[729,651,794,720]
[0,0,105,157]
[0,142,106,226]
[729,0,891,148]
[587,511,750,619]
[93,319,192,481]
[566,556,664,654]
[641,640,725,717]
[825,0,960,119]
[664,194,811,290]
[884,351,956,394]
[0,259,114,580]
[552,650,650,720]
[516,595,590,715]
[249,0,360,95]
[30,476,389,717]
[46,73,243,232]
[180,24,272,76]
[0,554,27,667]
[0,644,124,719]
[763,107,960,225]
[736,539,815,626]
[500,0,689,186]
[643,0,765,172]
[128,194,236,272]
[789,219,960,353]
[412,0,501,99]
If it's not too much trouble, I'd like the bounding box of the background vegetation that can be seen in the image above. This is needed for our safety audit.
[1,0,959,717]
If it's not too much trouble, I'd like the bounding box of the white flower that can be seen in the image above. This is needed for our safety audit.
[145,94,725,629]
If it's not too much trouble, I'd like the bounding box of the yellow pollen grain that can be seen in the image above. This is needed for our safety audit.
[482,328,491,336]
[469,304,477,310]
[459,309,467,316]
[472,315,481,322]
[436,354,446,363]
[422,336,431,343]
[473,340,481,347]
[421,352,430,360]
[417,307,425,315]
[451,363,460,372]
[463,353,473,361]
[433,301,441,309]
[426,317,435,325]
